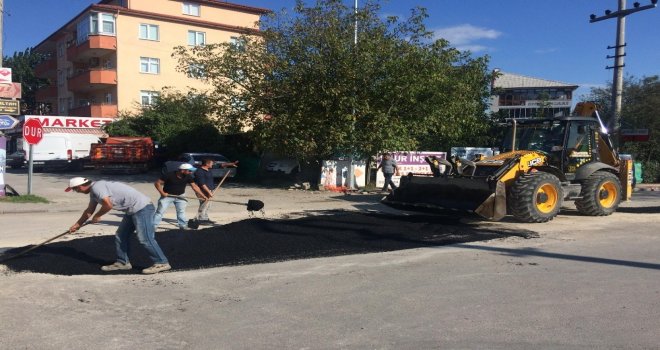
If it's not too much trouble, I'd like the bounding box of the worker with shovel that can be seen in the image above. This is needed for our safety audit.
[194,158,238,224]
[67,177,171,274]
[154,163,208,230]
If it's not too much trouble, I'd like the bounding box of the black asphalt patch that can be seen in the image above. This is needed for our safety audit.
[1,211,537,276]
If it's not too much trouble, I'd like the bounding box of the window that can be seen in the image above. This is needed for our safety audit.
[187,64,206,78]
[188,31,206,46]
[182,2,200,16]
[230,36,245,51]
[105,93,113,104]
[77,12,115,44]
[57,43,65,57]
[140,91,159,106]
[139,57,160,74]
[139,24,159,41]
[58,70,64,86]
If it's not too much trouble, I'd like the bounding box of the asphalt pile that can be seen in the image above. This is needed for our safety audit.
[1,211,536,276]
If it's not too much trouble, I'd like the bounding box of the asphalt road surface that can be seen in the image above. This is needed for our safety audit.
[0,170,659,349]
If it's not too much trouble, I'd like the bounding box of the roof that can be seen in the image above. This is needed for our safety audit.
[35,0,269,51]
[492,71,578,90]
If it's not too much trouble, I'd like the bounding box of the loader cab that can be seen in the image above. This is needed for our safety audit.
[501,117,600,178]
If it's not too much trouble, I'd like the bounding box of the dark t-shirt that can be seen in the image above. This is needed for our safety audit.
[194,168,215,191]
[160,171,194,195]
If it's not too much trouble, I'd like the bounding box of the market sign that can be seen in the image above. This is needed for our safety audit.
[0,100,20,115]
[0,82,22,99]
[25,115,114,129]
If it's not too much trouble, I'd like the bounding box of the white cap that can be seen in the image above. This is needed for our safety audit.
[179,163,197,171]
[65,177,90,192]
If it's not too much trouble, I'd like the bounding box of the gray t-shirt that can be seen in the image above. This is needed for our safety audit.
[89,180,151,214]
[380,158,398,174]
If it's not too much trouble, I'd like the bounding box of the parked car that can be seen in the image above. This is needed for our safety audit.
[6,150,26,168]
[266,159,300,175]
[166,153,237,179]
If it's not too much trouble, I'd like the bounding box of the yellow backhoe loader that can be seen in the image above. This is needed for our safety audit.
[382,102,633,223]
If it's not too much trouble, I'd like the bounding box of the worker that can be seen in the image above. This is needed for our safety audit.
[154,163,208,230]
[194,158,238,224]
[66,177,171,274]
[377,153,400,192]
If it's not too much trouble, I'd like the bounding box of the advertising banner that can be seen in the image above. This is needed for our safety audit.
[0,136,6,196]
[321,159,366,191]
[376,151,446,189]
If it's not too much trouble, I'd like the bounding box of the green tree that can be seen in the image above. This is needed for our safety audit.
[586,75,660,182]
[104,89,224,157]
[173,0,493,181]
[3,48,47,114]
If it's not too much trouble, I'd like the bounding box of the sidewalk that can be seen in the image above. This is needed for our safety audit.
[635,183,660,191]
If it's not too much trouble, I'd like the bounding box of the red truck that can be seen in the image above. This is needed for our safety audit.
[90,137,154,174]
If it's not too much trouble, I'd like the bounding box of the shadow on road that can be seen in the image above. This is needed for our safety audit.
[1,211,536,276]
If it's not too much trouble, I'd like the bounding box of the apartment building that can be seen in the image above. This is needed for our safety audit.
[490,69,579,118]
[33,0,268,118]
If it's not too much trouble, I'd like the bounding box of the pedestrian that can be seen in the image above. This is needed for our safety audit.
[66,177,171,274]
[154,163,208,230]
[377,152,399,192]
[194,158,238,224]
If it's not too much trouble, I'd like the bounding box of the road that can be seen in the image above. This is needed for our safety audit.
[1,170,659,349]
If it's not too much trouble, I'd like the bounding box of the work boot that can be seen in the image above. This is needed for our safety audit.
[142,263,171,274]
[101,262,132,271]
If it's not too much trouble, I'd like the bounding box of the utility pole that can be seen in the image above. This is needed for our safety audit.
[589,0,657,132]
[347,0,358,190]
[0,0,4,67]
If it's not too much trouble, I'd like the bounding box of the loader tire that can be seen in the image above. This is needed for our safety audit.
[575,171,621,216]
[508,172,563,223]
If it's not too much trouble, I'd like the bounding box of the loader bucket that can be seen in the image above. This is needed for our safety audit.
[382,175,507,221]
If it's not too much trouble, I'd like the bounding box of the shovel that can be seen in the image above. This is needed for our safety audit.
[0,222,90,263]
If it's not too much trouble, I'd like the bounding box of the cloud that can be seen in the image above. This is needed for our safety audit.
[534,48,559,54]
[432,24,501,52]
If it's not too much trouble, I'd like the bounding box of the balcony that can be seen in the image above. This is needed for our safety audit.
[35,85,58,101]
[68,68,117,92]
[69,103,118,118]
[67,35,117,62]
[34,59,57,78]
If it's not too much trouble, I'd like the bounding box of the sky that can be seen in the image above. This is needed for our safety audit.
[3,0,660,101]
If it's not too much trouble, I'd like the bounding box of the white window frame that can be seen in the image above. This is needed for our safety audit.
[140,91,160,106]
[188,30,206,46]
[77,12,116,45]
[139,24,159,41]
[139,57,160,74]
[182,2,200,17]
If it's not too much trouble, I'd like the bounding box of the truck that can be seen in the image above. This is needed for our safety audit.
[24,132,102,171]
[90,136,154,174]
[383,102,633,223]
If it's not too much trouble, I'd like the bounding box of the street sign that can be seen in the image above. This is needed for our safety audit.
[0,115,19,129]
[0,82,22,99]
[23,118,44,145]
[621,129,650,142]
[0,99,20,115]
[0,67,12,84]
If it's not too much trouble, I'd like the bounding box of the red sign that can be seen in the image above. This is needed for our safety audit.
[0,83,21,99]
[26,115,114,129]
[23,118,44,145]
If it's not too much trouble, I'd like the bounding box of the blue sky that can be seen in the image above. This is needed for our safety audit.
[3,0,659,101]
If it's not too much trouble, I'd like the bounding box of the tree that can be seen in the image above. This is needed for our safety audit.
[2,48,47,114]
[173,0,493,181]
[104,89,224,158]
[586,75,660,182]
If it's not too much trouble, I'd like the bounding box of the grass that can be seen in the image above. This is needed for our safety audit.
[0,194,49,203]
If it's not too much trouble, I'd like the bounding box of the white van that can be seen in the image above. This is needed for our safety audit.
[23,133,101,171]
